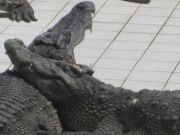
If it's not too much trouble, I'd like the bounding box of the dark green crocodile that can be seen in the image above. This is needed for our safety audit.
[5,37,180,135]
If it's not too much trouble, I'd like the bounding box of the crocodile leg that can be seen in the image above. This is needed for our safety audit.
[0,0,37,22]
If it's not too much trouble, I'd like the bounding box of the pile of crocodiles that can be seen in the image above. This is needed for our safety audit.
[1,1,180,135]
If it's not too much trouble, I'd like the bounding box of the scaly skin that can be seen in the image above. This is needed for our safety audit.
[0,0,24,10]
[0,70,62,135]
[5,38,180,135]
[122,0,151,4]
[29,1,95,64]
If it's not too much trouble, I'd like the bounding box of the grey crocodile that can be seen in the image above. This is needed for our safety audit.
[0,66,62,134]
[28,0,150,64]
[0,2,95,134]
[0,0,37,22]
[29,1,95,64]
[5,36,180,135]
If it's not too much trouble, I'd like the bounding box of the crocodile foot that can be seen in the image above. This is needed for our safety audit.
[7,0,37,22]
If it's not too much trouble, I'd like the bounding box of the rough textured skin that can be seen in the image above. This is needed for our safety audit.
[29,1,95,64]
[5,38,180,135]
[0,71,62,135]
[0,0,37,22]
[0,0,24,10]
[122,0,151,4]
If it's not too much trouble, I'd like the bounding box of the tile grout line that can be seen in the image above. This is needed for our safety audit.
[38,0,72,34]
[92,3,142,67]
[120,0,180,88]
[0,25,9,34]
[162,60,180,90]
[3,29,180,38]
[93,0,110,17]
[93,20,180,27]
[75,56,179,63]
[96,12,172,18]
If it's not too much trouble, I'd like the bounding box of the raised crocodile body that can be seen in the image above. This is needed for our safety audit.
[29,1,95,64]
[5,38,180,135]
[0,71,62,135]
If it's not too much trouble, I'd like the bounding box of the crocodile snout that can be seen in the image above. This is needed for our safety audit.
[4,38,25,54]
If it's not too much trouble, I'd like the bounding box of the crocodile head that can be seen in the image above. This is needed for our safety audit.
[5,38,73,104]
[71,1,96,32]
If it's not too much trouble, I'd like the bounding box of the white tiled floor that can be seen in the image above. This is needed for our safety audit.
[0,0,180,91]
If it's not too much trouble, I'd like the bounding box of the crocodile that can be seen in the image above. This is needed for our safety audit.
[0,2,95,134]
[28,0,150,64]
[5,37,180,135]
[29,1,95,64]
[0,0,37,22]
[0,64,62,134]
